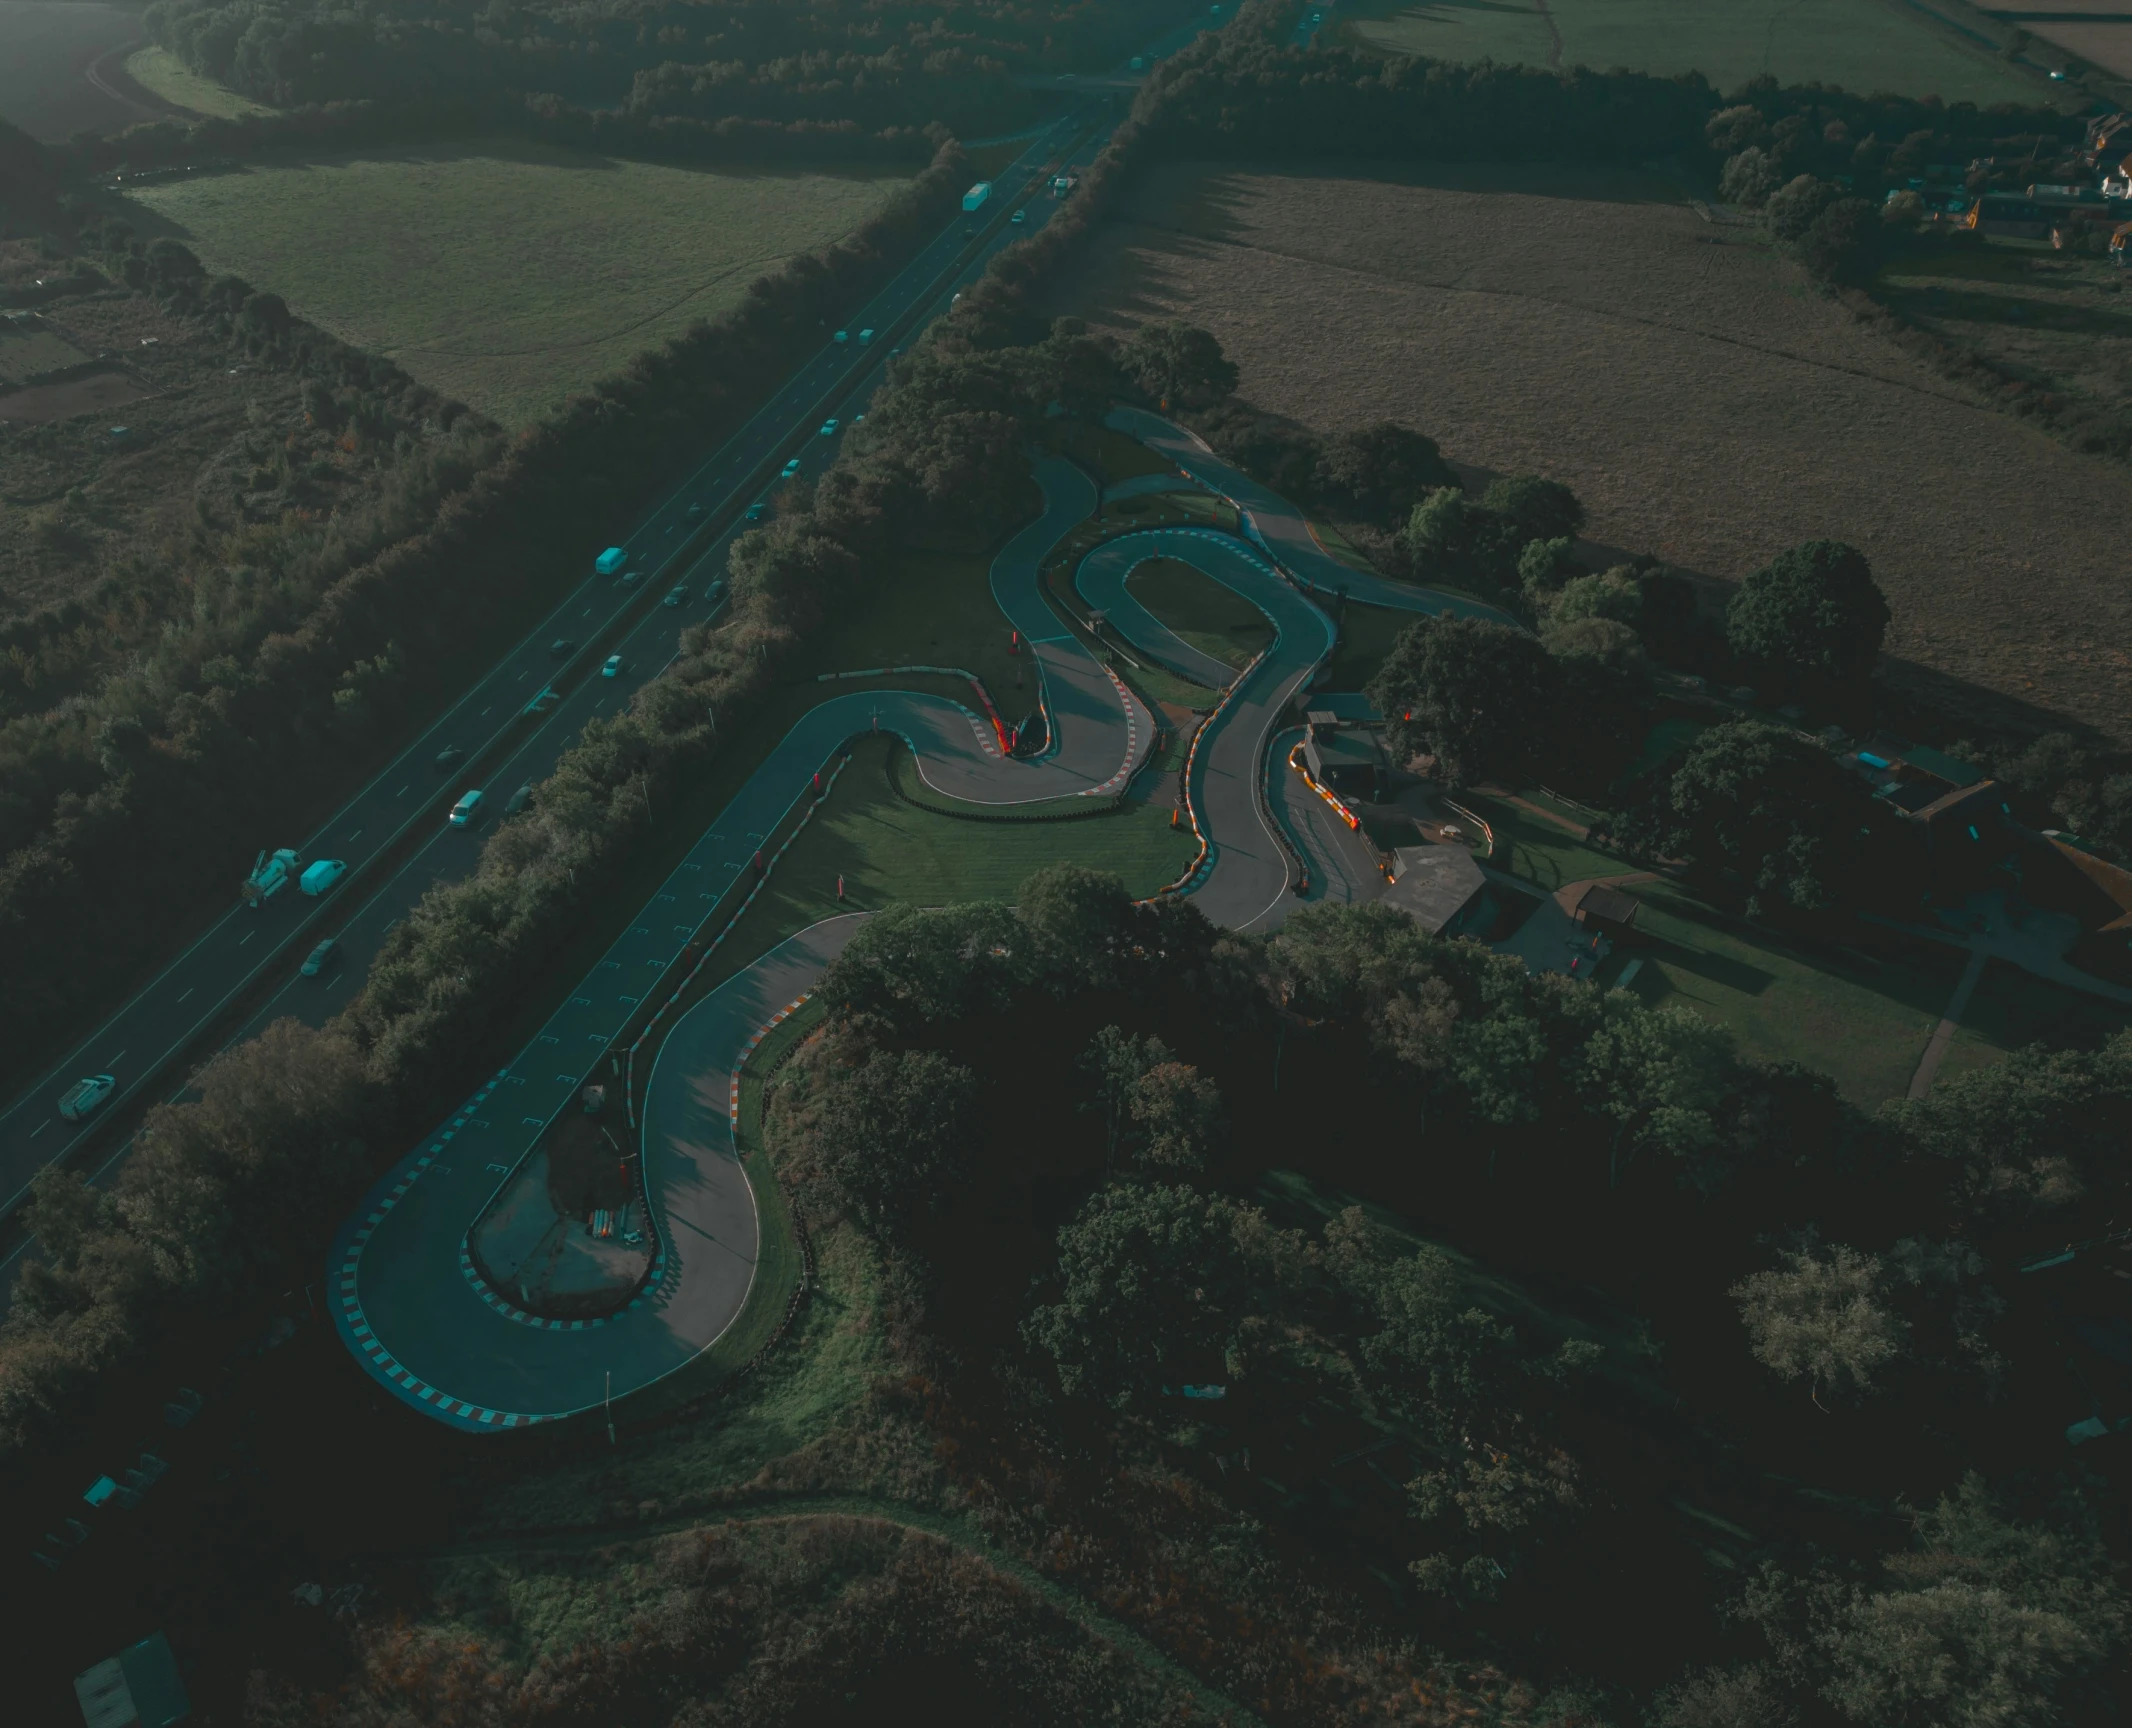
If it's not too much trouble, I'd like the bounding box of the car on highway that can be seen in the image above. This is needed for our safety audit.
[819,418,840,437]
[57,1074,116,1122]
[548,637,575,658]
[663,586,689,608]
[780,458,802,479]
[506,783,533,815]
[706,577,728,604]
[524,686,562,716]
[686,501,703,520]
[602,654,624,678]
[1011,209,1026,224]
[745,502,765,522]
[433,745,464,772]
[449,789,484,827]
[300,938,339,978]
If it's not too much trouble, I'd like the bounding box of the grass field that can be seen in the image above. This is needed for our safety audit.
[1127,554,1274,670]
[1049,159,2132,745]
[1939,957,2132,1082]
[1610,888,1969,1105]
[121,45,276,119]
[1341,0,2047,104]
[1458,790,1625,890]
[123,143,909,428]
[1320,599,1414,691]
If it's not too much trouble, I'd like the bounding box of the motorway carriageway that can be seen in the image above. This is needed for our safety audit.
[0,101,1108,1268]
[331,412,1477,1431]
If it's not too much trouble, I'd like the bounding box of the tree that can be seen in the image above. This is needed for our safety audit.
[1516,536,1581,614]
[1573,997,1736,1188]
[774,1040,979,1238]
[1738,1476,2130,1728]
[1126,1062,1222,1173]
[1801,198,1885,285]
[1477,475,1584,546]
[1019,864,1139,988]
[1118,320,1237,407]
[1023,1183,1281,1408]
[1079,1025,1170,1163]
[1720,147,1784,206]
[1314,422,1456,521]
[1396,487,1500,592]
[1731,1242,1908,1406]
[1615,721,1875,912]
[1367,616,1555,786]
[1648,1666,1797,1728]
[1726,540,1889,703]
[1766,173,1840,242]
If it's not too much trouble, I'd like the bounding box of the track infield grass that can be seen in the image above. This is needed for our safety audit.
[1341,0,2049,105]
[122,46,277,119]
[122,144,909,428]
[1126,554,1275,671]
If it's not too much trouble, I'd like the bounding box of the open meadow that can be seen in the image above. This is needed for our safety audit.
[122,143,911,428]
[1339,0,2048,103]
[1048,159,2132,745]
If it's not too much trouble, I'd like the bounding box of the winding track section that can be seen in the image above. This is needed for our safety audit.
[332,420,1460,1428]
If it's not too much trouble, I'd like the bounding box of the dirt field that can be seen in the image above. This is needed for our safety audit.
[1340,0,2050,104]
[1048,160,2132,744]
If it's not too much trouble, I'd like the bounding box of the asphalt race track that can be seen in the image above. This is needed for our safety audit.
[334,416,1464,1430]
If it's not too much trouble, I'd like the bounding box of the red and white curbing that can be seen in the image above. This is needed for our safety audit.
[727,995,812,1138]
[1288,739,1362,831]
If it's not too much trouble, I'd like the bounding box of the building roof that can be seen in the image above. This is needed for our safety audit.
[1914,779,2011,829]
[1902,744,1984,789]
[1381,844,1487,935]
[1307,730,1384,769]
[1572,883,1642,927]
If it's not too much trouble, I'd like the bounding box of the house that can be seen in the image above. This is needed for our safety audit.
[1303,710,1388,801]
[1570,882,1642,939]
[75,1634,189,1728]
[1379,845,1489,937]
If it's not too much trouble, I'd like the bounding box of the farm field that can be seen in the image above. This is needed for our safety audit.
[1340,0,2047,104]
[123,144,911,428]
[1047,159,2132,745]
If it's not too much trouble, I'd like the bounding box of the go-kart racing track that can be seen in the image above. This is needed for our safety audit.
[334,418,1519,1431]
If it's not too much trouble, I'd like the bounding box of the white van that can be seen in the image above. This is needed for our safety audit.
[449,790,484,827]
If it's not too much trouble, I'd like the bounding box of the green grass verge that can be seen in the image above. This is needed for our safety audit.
[122,46,277,119]
[714,735,1197,939]
[1126,555,1274,671]
[1607,888,1970,1106]
[124,143,908,428]
[1455,791,1622,889]
[1938,958,2132,1082]
[1054,421,1178,485]
[1340,0,2048,106]
[1622,715,1710,786]
[1319,599,1415,692]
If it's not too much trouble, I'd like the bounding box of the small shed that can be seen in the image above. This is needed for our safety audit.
[75,1634,189,1728]
[1571,883,1642,938]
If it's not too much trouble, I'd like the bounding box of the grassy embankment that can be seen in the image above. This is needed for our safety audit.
[124,145,910,428]
[1339,0,2047,104]
[1125,556,1274,671]
[122,46,278,119]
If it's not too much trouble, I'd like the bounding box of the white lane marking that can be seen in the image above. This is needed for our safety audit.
[30,1119,49,1138]
[105,1049,126,1066]
[176,987,193,1004]
[396,786,409,798]
[238,931,254,947]
[346,829,362,842]
[481,706,492,718]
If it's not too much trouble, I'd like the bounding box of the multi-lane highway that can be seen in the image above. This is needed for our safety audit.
[0,103,1111,1251]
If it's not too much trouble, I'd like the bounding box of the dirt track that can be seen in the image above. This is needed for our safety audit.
[1047,160,2132,744]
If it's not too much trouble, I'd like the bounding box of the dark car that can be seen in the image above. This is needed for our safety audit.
[524,686,562,716]
[745,502,765,522]
[506,782,533,815]
[686,501,703,520]
[433,745,464,772]
[548,637,575,658]
[300,938,338,978]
